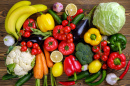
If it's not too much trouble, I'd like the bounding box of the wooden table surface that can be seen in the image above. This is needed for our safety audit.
[0,0,130,86]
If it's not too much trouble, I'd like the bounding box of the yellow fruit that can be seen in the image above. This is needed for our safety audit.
[65,3,77,16]
[52,62,63,77]
[50,51,63,63]
[88,60,102,73]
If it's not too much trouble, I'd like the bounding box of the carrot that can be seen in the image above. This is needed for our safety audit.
[43,48,53,68]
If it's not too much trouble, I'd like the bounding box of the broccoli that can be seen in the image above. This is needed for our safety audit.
[75,42,93,65]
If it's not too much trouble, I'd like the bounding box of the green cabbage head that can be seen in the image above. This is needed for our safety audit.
[93,2,126,35]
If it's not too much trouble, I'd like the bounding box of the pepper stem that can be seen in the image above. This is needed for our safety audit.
[90,34,96,40]
[39,12,43,15]
[36,79,40,86]
[74,72,77,81]
[114,58,121,65]
[116,42,122,54]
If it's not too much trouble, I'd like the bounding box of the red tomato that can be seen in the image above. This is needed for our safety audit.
[21,46,27,52]
[67,38,73,43]
[103,46,110,56]
[37,49,42,54]
[94,54,100,60]
[92,46,100,53]
[23,31,30,38]
[31,48,38,55]
[62,20,68,26]
[61,34,67,41]
[64,26,71,33]
[33,43,39,49]
[23,19,36,32]
[101,55,108,61]
[67,33,73,40]
[101,40,107,47]
[27,41,33,48]
[67,16,73,21]
[70,23,76,30]
[60,29,64,34]
[19,30,25,36]
[21,41,26,46]
[102,63,107,69]
[44,37,58,51]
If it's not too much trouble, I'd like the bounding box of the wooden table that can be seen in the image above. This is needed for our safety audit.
[0,0,130,86]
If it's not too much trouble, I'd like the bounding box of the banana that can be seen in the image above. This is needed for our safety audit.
[7,6,37,39]
[5,1,31,34]
[16,4,47,33]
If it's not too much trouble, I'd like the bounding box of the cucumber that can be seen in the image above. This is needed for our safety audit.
[48,9,62,24]
[62,12,67,20]
[72,14,84,25]
[2,73,17,80]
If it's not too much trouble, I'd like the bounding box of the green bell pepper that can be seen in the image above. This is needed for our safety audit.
[109,33,127,54]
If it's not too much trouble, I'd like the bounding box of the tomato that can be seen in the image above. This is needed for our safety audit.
[60,29,64,34]
[37,49,42,54]
[102,63,107,69]
[33,43,39,49]
[64,26,71,33]
[103,46,110,56]
[92,46,100,53]
[19,30,25,36]
[61,34,67,41]
[21,41,26,46]
[21,46,27,52]
[94,54,100,60]
[67,38,73,43]
[67,33,73,39]
[23,31,30,38]
[70,23,76,30]
[101,40,107,47]
[31,48,38,55]
[67,16,73,21]
[101,55,108,61]
[62,20,68,26]
[23,19,36,32]
[58,41,75,55]
[44,37,58,51]
[27,41,33,48]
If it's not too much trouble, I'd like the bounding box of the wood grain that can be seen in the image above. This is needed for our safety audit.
[0,0,130,86]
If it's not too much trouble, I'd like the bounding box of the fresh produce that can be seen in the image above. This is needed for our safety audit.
[72,8,84,19]
[93,2,126,35]
[68,71,89,81]
[85,70,101,83]
[21,46,27,52]
[62,12,67,20]
[48,9,62,24]
[6,46,35,76]
[107,52,126,70]
[88,60,102,73]
[62,20,68,26]
[75,42,93,65]
[84,28,102,46]
[72,14,84,25]
[15,72,33,86]
[59,81,76,85]
[2,74,17,80]
[44,37,58,51]
[81,64,88,71]
[23,19,36,32]
[27,41,33,48]
[58,41,75,55]
[102,63,107,69]
[64,55,82,81]
[69,23,76,30]
[86,70,106,85]
[23,31,31,38]
[52,62,63,77]
[106,73,118,85]
[21,41,26,46]
[109,33,127,54]
[53,2,63,12]
[37,13,55,32]
[3,35,15,46]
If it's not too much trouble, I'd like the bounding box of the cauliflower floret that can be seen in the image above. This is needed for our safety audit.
[6,46,35,76]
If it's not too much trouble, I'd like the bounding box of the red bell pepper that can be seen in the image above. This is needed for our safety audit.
[64,55,82,81]
[59,81,76,85]
[107,52,126,70]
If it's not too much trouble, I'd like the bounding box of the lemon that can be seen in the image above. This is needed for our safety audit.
[65,3,77,16]
[50,51,63,63]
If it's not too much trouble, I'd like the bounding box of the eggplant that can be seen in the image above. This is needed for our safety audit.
[72,6,96,41]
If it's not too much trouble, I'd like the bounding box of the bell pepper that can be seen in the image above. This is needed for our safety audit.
[109,33,127,54]
[64,55,82,81]
[107,52,126,70]
[37,12,55,32]
[84,28,102,46]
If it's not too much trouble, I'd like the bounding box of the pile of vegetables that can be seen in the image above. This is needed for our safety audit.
[2,1,130,86]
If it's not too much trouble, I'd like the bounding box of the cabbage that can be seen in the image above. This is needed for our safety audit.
[93,2,126,35]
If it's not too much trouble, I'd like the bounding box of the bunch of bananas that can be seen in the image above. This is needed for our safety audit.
[5,1,47,40]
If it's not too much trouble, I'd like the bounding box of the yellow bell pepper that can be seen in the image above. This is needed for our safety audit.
[37,13,55,32]
[84,28,102,46]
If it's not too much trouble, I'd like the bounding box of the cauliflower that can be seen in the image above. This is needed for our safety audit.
[6,46,35,77]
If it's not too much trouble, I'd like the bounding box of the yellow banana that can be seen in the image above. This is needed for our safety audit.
[5,1,31,34]
[7,6,37,39]
[16,4,47,33]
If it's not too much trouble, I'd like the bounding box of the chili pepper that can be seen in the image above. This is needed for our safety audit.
[72,9,84,19]
[64,55,82,81]
[84,28,102,46]
[59,81,76,85]
[86,70,106,85]
[107,52,126,70]
[109,33,127,54]
[119,60,130,79]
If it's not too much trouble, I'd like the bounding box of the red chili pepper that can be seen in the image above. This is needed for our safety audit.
[119,60,130,79]
[72,9,84,18]
[59,81,76,85]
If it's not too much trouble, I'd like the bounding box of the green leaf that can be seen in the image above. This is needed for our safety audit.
[31,57,36,68]
[6,63,16,74]
[6,46,14,54]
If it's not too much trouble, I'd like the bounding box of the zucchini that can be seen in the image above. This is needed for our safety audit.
[2,73,17,80]
[62,12,67,20]
[72,14,84,25]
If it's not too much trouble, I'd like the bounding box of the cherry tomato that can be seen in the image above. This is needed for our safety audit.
[67,33,73,39]
[31,48,38,55]
[19,30,25,36]
[33,43,39,49]
[102,63,107,69]
[67,38,73,43]
[21,46,27,52]
[27,41,33,48]
[21,41,26,46]
[64,26,71,33]
[92,46,100,53]
[101,40,107,47]
[62,20,68,26]
[37,49,42,54]
[23,31,30,38]
[61,34,67,41]
[70,23,76,30]
[94,54,100,60]
[67,16,73,21]
[101,55,108,61]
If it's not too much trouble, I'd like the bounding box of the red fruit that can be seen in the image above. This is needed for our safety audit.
[70,23,76,30]
[21,41,26,46]
[101,55,108,61]
[67,38,73,43]
[27,41,33,48]
[67,16,73,21]
[92,46,100,53]
[62,20,68,26]
[64,26,71,33]
[101,40,107,47]
[94,54,100,60]
[21,46,27,52]
[102,63,107,69]
[37,49,42,54]
[23,31,30,38]
[19,30,25,36]
[31,48,38,55]
[67,33,73,40]
[33,43,39,49]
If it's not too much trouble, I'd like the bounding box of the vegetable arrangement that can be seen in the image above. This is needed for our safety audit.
[3,1,129,86]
